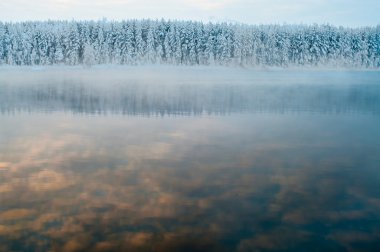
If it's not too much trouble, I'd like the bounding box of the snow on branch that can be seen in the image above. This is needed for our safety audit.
[0,20,379,68]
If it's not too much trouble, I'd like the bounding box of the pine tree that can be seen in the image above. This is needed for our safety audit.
[0,20,379,68]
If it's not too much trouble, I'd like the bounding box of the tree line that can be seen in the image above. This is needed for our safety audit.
[0,20,379,67]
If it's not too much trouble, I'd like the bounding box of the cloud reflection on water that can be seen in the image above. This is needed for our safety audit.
[1,69,380,251]
[1,110,380,251]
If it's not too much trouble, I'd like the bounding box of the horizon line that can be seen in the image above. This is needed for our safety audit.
[0,18,379,29]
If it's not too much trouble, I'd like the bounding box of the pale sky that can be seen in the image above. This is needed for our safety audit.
[0,0,379,27]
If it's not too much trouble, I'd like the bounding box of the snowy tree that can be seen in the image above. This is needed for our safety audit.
[83,43,96,66]
[0,20,379,68]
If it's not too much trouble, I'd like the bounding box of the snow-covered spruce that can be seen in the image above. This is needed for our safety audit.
[0,20,379,67]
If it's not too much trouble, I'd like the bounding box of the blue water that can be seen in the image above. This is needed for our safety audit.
[0,69,380,251]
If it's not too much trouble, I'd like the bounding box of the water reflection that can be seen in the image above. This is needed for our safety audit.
[1,70,380,251]
[1,80,380,116]
[1,112,380,251]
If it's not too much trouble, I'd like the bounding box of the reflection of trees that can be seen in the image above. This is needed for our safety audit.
[1,82,379,116]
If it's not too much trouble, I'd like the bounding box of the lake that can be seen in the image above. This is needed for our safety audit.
[1,67,380,252]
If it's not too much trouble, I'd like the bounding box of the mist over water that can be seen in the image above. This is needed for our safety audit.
[1,67,380,251]
[1,67,380,116]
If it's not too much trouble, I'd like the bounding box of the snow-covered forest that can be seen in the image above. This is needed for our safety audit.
[0,20,379,67]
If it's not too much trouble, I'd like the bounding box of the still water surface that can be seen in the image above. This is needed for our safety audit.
[1,69,380,251]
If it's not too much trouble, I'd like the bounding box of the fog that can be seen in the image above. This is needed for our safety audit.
[1,66,380,116]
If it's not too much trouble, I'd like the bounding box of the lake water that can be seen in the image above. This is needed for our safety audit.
[1,68,380,252]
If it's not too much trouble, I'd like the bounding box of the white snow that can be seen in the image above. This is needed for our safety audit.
[0,20,379,68]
